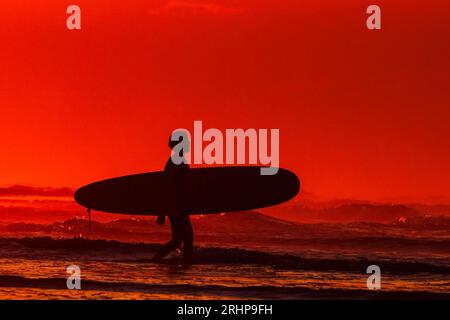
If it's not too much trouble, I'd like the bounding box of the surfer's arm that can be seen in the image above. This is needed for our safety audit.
[156,214,166,225]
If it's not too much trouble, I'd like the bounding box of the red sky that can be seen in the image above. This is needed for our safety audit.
[1,0,450,204]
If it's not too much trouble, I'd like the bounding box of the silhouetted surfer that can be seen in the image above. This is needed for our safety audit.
[151,132,193,262]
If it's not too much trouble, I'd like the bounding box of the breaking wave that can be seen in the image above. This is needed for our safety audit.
[1,237,449,275]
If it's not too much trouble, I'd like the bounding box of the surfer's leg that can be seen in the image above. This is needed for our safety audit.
[151,238,182,262]
[182,217,194,260]
[151,221,183,262]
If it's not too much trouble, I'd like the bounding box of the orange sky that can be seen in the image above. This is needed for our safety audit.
[1,0,450,204]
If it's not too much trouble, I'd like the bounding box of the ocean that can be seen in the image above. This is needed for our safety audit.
[0,212,449,299]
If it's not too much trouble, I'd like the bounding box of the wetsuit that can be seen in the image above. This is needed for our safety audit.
[151,159,193,261]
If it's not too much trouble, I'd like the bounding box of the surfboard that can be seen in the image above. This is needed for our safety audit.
[74,166,300,215]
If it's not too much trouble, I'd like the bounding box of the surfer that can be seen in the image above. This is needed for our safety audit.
[151,132,193,262]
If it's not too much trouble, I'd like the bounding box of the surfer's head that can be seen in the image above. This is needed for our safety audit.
[169,130,190,154]
[168,136,179,150]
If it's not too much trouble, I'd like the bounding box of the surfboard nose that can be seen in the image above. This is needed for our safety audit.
[288,170,301,198]
[277,167,301,201]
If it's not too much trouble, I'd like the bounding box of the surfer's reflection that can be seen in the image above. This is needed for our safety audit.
[151,132,193,263]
